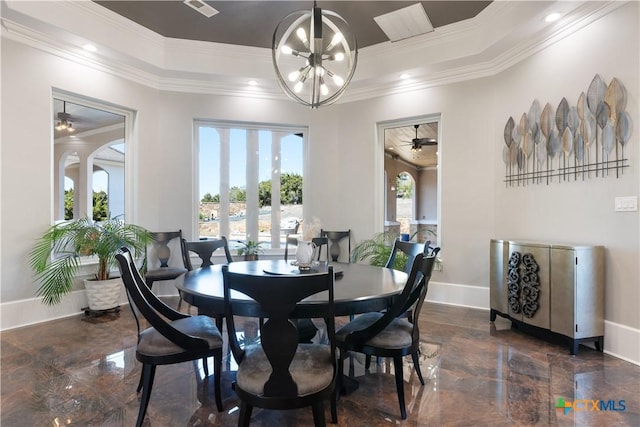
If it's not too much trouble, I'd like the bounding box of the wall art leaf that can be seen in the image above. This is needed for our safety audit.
[604,77,627,123]
[540,103,555,138]
[555,97,570,133]
[504,117,515,147]
[587,74,606,115]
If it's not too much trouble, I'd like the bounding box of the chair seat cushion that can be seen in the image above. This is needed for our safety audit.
[145,267,187,282]
[336,312,414,349]
[138,315,222,357]
[237,343,333,397]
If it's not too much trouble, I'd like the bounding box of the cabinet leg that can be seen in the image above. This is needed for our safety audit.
[490,309,497,322]
[570,339,579,356]
[595,336,604,352]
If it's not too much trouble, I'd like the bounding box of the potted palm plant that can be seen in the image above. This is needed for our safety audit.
[237,240,264,261]
[29,216,151,309]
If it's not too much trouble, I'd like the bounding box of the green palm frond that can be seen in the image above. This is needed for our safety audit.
[29,216,151,305]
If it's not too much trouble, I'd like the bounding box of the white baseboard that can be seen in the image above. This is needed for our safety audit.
[426,280,490,310]
[603,320,640,365]
[0,283,179,331]
[3,280,638,366]
[426,281,640,366]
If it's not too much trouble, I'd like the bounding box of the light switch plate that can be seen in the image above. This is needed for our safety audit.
[614,196,638,212]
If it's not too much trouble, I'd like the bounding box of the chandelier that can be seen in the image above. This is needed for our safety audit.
[55,101,74,132]
[272,1,357,109]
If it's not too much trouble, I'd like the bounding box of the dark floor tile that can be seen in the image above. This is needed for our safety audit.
[1,301,638,426]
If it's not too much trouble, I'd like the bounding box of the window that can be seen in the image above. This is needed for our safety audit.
[53,93,129,223]
[196,121,305,249]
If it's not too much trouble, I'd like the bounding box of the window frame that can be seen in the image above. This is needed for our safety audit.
[193,119,308,254]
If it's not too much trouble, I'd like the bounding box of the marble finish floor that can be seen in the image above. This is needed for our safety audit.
[2,300,639,426]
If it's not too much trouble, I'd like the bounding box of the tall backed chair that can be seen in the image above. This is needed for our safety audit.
[335,249,439,419]
[283,234,330,343]
[222,265,338,426]
[144,230,188,289]
[178,237,234,311]
[115,248,223,427]
[320,229,351,263]
[385,239,431,274]
[181,237,234,270]
[284,235,329,262]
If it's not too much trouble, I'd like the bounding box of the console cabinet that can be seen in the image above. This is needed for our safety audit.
[490,239,604,355]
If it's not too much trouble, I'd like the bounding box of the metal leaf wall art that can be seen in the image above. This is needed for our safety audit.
[502,74,632,186]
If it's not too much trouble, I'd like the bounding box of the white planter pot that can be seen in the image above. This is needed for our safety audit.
[84,277,122,311]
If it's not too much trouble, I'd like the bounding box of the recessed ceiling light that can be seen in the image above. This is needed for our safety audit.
[82,44,97,52]
[544,12,563,23]
[400,73,410,80]
[248,80,258,86]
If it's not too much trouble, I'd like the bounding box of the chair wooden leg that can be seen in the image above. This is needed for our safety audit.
[137,364,156,427]
[312,400,326,427]
[336,351,345,398]
[214,351,223,412]
[238,402,253,427]
[202,357,209,377]
[393,356,407,420]
[365,355,371,370]
[411,351,425,385]
[330,393,338,424]
[136,369,144,392]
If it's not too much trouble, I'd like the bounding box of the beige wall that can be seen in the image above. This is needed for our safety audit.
[1,2,638,352]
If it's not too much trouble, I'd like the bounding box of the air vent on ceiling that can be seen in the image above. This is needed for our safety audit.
[374,3,434,42]
[183,0,219,18]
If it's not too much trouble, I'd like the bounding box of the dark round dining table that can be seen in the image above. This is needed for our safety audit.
[175,260,408,319]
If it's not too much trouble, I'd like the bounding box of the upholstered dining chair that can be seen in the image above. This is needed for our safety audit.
[335,249,439,420]
[179,237,234,311]
[222,264,338,426]
[144,230,188,289]
[385,239,432,274]
[181,236,234,270]
[282,234,330,343]
[115,248,224,427]
[320,229,351,262]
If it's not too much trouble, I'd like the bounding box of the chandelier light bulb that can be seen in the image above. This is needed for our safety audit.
[332,74,344,86]
[334,52,344,61]
[316,66,325,77]
[296,27,308,45]
[320,81,329,96]
[294,81,304,93]
[281,45,293,55]
[326,32,343,51]
[288,70,300,82]
[67,122,74,132]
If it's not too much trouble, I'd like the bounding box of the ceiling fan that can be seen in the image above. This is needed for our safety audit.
[403,124,437,152]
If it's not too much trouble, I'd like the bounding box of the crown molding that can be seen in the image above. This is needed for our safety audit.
[1,0,626,104]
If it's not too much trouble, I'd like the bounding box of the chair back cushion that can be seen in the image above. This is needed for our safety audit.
[320,229,351,262]
[149,230,183,267]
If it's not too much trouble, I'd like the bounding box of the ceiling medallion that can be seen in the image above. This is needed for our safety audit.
[272,1,358,109]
